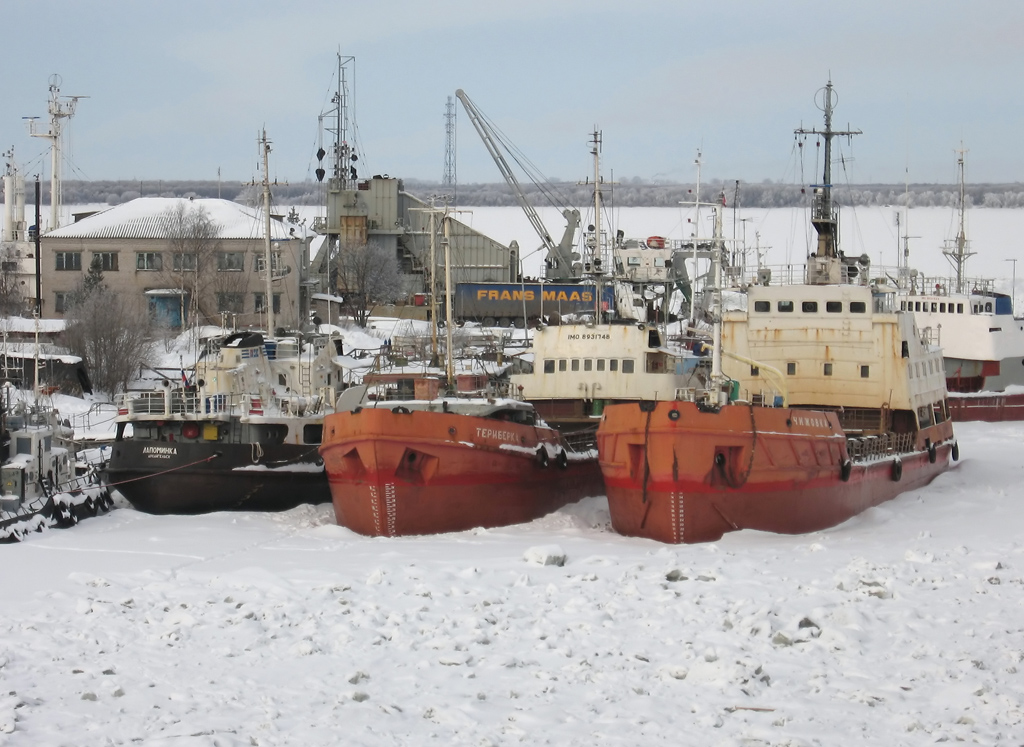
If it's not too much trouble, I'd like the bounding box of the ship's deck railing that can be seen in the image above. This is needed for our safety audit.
[724,262,872,289]
[846,431,915,461]
[116,389,261,418]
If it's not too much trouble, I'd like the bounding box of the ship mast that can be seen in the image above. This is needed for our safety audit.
[26,74,87,232]
[794,80,860,263]
[942,146,974,295]
[260,129,276,336]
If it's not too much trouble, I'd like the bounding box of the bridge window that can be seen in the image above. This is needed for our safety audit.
[786,362,796,375]
[596,359,605,371]
[826,301,842,313]
[778,301,794,312]
[584,359,593,372]
[750,366,759,376]
[543,360,555,374]
[622,359,635,374]
[609,360,619,372]
[986,302,993,313]
[571,359,580,372]
[957,303,964,313]
[850,301,867,313]
[753,301,770,312]
[824,363,833,376]
[802,301,818,312]
[860,365,870,378]
[940,303,946,313]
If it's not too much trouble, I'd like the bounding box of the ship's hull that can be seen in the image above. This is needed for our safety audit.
[319,407,605,536]
[1,485,113,543]
[597,401,955,544]
[949,391,1024,422]
[105,440,329,514]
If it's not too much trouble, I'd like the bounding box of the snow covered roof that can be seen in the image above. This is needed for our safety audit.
[0,316,66,334]
[44,197,302,242]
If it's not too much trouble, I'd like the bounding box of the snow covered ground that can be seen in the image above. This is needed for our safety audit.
[1,419,1022,746]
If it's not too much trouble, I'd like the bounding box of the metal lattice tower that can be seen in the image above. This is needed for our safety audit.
[442,95,456,200]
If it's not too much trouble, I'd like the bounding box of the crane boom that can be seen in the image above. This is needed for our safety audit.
[455,89,580,280]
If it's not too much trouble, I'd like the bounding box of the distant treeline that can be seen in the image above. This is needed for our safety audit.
[14,178,1024,210]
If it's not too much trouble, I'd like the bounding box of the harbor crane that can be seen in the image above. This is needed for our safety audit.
[455,89,581,280]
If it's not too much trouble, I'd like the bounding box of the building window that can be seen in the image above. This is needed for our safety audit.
[802,301,818,312]
[787,362,797,375]
[54,292,71,313]
[173,253,198,272]
[543,360,555,374]
[753,300,770,312]
[850,301,867,313]
[622,359,635,374]
[254,252,283,274]
[136,252,162,271]
[55,252,82,271]
[92,252,118,271]
[824,363,833,376]
[216,293,245,313]
[778,300,794,312]
[217,252,245,271]
[860,365,870,378]
[254,293,281,314]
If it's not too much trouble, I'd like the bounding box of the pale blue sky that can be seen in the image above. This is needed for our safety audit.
[3,0,1022,187]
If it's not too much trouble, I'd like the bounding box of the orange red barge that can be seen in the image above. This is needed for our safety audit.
[319,399,603,537]
[598,401,955,544]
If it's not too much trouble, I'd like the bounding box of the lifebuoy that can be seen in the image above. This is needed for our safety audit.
[951,441,960,462]
[891,458,903,482]
[927,442,937,464]
[392,406,411,414]
[840,459,852,482]
[556,449,569,469]
[536,447,550,468]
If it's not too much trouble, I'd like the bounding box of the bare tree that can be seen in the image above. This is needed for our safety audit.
[159,201,222,325]
[334,240,403,328]
[63,284,155,396]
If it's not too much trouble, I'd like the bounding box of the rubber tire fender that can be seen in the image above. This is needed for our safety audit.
[927,442,937,464]
[951,441,960,462]
[840,459,853,482]
[891,458,903,482]
[536,446,550,468]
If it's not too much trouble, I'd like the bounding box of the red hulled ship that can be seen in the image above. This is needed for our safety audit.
[320,394,604,537]
[597,81,958,544]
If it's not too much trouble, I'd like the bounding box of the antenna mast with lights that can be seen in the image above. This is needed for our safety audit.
[442,95,457,202]
[26,74,87,231]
